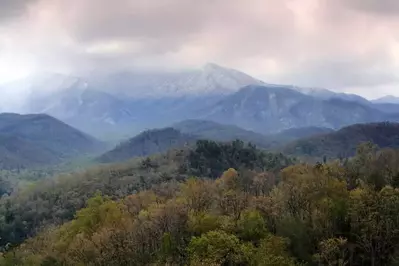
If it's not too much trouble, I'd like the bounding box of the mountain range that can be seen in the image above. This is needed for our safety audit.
[2,63,399,141]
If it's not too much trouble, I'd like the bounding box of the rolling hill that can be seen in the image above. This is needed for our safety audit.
[0,113,104,169]
[283,122,399,159]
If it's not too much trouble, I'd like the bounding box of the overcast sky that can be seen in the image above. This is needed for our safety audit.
[1,0,399,98]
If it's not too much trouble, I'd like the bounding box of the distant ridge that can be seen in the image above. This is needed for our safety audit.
[372,95,399,104]
[172,119,273,148]
[0,113,104,169]
[283,122,399,159]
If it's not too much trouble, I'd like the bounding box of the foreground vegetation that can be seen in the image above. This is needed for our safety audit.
[2,140,399,265]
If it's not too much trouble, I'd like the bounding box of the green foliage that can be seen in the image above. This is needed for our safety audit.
[188,230,251,265]
[252,236,296,266]
[237,210,268,242]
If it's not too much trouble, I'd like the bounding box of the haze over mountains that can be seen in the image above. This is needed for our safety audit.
[1,63,399,141]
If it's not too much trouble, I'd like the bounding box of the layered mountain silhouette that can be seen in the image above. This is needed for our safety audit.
[2,63,399,141]
[98,120,340,163]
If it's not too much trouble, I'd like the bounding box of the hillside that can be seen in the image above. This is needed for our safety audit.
[283,122,399,159]
[0,113,104,169]
[97,128,197,163]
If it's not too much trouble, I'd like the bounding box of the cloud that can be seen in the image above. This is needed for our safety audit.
[0,0,36,21]
[0,0,399,98]
[343,0,399,16]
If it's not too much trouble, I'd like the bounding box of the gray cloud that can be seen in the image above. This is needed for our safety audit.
[0,0,35,21]
[279,48,399,88]
[1,0,399,98]
[344,0,399,16]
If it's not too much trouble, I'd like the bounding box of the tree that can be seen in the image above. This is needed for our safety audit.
[348,186,399,265]
[313,237,349,266]
[188,230,252,265]
[237,210,268,242]
[252,235,296,266]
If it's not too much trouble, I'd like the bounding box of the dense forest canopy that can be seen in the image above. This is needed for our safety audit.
[1,138,399,265]
[0,140,293,251]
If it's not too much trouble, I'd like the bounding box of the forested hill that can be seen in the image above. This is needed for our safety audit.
[0,113,104,169]
[283,122,399,159]
[97,127,198,163]
[172,119,274,148]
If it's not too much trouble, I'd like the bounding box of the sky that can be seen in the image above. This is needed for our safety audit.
[1,0,399,99]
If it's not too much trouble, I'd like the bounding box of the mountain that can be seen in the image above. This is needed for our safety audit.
[200,85,388,134]
[372,95,399,104]
[27,85,141,140]
[8,64,261,140]
[283,122,399,159]
[97,128,196,163]
[371,103,399,114]
[90,63,264,98]
[0,113,104,169]
[4,65,399,142]
[0,73,83,113]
